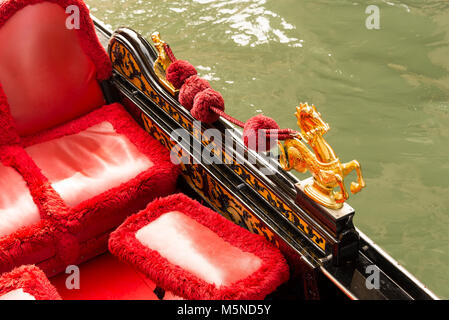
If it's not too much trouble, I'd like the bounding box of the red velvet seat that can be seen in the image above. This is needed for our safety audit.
[21,104,180,252]
[0,0,179,276]
[109,194,290,300]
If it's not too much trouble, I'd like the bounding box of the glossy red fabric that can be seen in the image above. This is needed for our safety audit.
[0,1,107,136]
[0,0,111,80]
[109,193,290,300]
[51,253,161,300]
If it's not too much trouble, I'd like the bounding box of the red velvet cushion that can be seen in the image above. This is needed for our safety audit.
[0,2,105,136]
[20,103,180,264]
[109,193,290,300]
[26,121,154,208]
[135,211,263,287]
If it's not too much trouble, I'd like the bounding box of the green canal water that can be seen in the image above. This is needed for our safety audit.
[86,0,449,298]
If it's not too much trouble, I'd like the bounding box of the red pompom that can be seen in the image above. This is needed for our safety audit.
[166,60,197,89]
[243,115,280,152]
[191,88,225,123]
[179,75,211,110]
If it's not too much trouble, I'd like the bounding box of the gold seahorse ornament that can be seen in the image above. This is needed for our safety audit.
[151,32,177,95]
[278,103,366,209]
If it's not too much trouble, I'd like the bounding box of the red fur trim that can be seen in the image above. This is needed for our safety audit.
[0,220,56,275]
[0,265,61,300]
[0,146,69,274]
[0,145,68,221]
[109,193,290,300]
[55,233,79,266]
[0,0,111,80]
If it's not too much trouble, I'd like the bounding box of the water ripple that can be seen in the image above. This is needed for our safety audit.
[192,0,302,47]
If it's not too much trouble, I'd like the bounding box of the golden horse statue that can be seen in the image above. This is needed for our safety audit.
[278,103,365,209]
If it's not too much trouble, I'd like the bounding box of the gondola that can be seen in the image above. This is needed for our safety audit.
[0,0,438,300]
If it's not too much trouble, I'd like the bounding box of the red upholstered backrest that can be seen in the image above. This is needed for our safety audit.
[0,1,111,136]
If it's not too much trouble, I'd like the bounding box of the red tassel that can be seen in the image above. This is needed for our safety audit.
[169,58,299,151]
[179,75,211,111]
[243,115,280,152]
[166,60,197,89]
[191,88,225,124]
